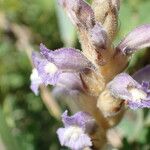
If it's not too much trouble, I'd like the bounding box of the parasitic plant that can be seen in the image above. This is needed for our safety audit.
[30,0,150,149]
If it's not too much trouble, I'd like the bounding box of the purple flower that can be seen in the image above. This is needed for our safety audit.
[57,110,95,150]
[32,51,60,86]
[107,73,150,109]
[116,24,150,55]
[30,44,94,95]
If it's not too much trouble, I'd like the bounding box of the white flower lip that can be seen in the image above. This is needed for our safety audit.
[30,68,41,81]
[44,62,58,74]
[128,87,147,102]
[63,126,84,142]
[30,68,42,95]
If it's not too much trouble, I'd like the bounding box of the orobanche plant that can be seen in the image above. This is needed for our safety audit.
[30,0,150,149]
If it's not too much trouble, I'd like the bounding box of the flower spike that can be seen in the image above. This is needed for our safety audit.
[29,1,150,149]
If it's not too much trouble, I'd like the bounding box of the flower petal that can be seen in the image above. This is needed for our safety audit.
[52,73,85,99]
[57,127,92,150]
[133,65,150,83]
[128,99,150,110]
[40,43,94,72]
[107,73,140,100]
[62,110,95,130]
[59,0,95,29]
[107,73,150,109]
[57,110,94,150]
[32,52,60,85]
[56,72,84,91]
[117,24,150,54]
[30,68,42,95]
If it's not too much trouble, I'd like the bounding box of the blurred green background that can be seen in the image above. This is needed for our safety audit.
[0,0,150,150]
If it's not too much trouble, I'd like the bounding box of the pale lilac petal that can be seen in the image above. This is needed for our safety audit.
[62,110,95,130]
[32,52,60,85]
[128,99,150,110]
[73,134,92,150]
[117,24,150,54]
[141,81,150,89]
[133,65,150,83]
[40,43,94,72]
[128,81,150,109]
[57,127,92,150]
[56,73,84,91]
[140,100,150,107]
[30,68,42,95]
[132,65,150,100]
[57,110,94,150]
[58,0,95,28]
[107,73,140,100]
[52,73,83,99]
[52,72,84,99]
[32,51,43,67]
[57,128,65,145]
[108,73,150,109]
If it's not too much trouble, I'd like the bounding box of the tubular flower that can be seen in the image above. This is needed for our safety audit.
[57,110,96,150]
[107,72,150,109]
[30,43,94,95]
[116,25,150,55]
